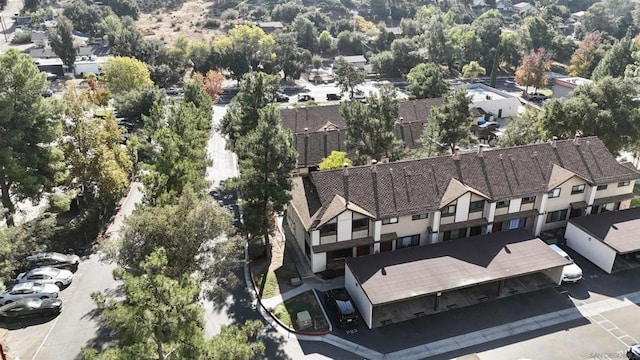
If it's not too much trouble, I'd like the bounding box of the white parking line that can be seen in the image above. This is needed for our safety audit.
[31,315,60,360]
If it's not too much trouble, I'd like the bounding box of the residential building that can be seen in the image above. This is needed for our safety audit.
[257,21,284,33]
[280,98,444,171]
[287,136,639,274]
[334,55,367,70]
[458,83,522,119]
[552,77,592,99]
[513,1,537,15]
[496,0,513,11]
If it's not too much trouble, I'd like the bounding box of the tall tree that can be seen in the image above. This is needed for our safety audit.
[62,84,131,201]
[499,110,542,147]
[219,72,281,151]
[390,38,423,76]
[214,25,275,82]
[568,33,602,78]
[406,62,450,99]
[273,32,310,81]
[318,30,333,53]
[428,88,473,154]
[292,15,318,51]
[471,9,503,69]
[340,85,405,164]
[462,61,486,79]
[192,70,224,103]
[0,50,65,226]
[334,57,366,98]
[515,47,551,95]
[538,77,640,155]
[235,105,297,258]
[103,56,154,98]
[83,248,265,360]
[49,16,77,72]
[592,35,635,81]
[319,151,353,170]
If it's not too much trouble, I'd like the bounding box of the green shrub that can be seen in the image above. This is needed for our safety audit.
[49,193,72,213]
[10,31,32,44]
[203,18,221,29]
[248,236,266,259]
[221,9,238,20]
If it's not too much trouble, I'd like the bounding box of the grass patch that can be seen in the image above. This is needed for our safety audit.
[632,184,640,208]
[272,290,329,332]
[255,271,278,299]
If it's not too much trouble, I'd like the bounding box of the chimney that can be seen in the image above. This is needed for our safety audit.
[343,162,350,203]
[370,159,378,172]
[551,136,558,148]
[323,126,328,157]
[303,128,309,166]
[573,134,580,145]
[478,144,489,157]
[452,146,460,161]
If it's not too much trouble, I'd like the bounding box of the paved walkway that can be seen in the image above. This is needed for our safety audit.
[248,217,640,360]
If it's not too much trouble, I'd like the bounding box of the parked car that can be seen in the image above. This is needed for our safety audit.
[225,204,242,228]
[525,93,548,101]
[349,91,366,103]
[297,94,315,102]
[274,93,289,103]
[25,252,80,271]
[326,93,342,101]
[0,282,60,305]
[165,87,181,96]
[478,121,500,131]
[325,289,359,328]
[42,89,53,97]
[17,267,74,288]
[0,298,63,320]
[549,244,583,283]
[628,344,640,360]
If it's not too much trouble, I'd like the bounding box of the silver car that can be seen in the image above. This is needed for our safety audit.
[17,267,73,288]
[0,282,59,305]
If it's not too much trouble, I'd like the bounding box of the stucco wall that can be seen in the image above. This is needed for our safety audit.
[345,265,373,329]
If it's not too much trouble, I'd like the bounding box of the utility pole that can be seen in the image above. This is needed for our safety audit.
[0,15,7,42]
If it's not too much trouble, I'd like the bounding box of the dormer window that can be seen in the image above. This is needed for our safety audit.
[319,223,337,236]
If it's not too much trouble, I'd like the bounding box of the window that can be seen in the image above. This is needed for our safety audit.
[548,188,561,198]
[320,223,337,236]
[396,235,419,249]
[352,218,368,232]
[571,184,585,195]
[522,196,536,204]
[546,209,568,223]
[507,218,526,229]
[441,205,456,217]
[496,200,509,208]
[618,181,631,187]
[382,217,398,225]
[597,184,608,191]
[469,200,484,212]
[412,213,428,220]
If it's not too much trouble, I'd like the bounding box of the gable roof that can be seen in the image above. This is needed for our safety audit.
[568,208,640,254]
[292,137,640,228]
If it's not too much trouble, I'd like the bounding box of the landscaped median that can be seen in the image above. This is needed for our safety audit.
[248,235,330,335]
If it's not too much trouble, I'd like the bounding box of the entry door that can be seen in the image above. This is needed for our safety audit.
[380,241,392,252]
[493,222,503,232]
[356,245,370,256]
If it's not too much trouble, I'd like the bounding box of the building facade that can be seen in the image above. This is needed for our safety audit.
[287,137,639,273]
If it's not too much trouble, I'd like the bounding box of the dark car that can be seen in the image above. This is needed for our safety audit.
[629,344,640,359]
[42,89,53,97]
[274,93,289,103]
[0,298,62,320]
[525,93,548,101]
[325,289,359,329]
[165,87,182,96]
[209,187,239,206]
[297,94,315,102]
[326,93,342,101]
[225,204,242,228]
[25,252,80,272]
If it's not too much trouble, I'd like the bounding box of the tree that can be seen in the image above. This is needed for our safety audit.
[336,31,365,56]
[428,89,473,154]
[370,0,390,19]
[312,55,323,75]
[517,16,554,53]
[538,77,640,155]
[219,72,281,151]
[100,14,122,47]
[471,9,503,69]
[340,85,405,164]
[273,32,310,81]
[103,56,153,98]
[62,84,131,201]
[104,0,139,19]
[114,84,166,122]
[214,25,275,82]
[319,151,353,170]
[192,70,224,103]
[292,15,318,51]
[143,83,212,204]
[49,16,76,72]
[515,47,551,95]
[334,57,366,98]
[235,105,297,258]
[568,33,602,78]
[462,61,486,79]
[592,35,635,81]
[63,1,103,36]
[390,38,423,76]
[406,63,449,99]
[499,110,542,147]
[318,30,333,53]
[370,51,396,78]
[0,50,64,226]
[83,248,264,359]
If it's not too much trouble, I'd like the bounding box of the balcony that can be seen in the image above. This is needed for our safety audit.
[313,232,397,253]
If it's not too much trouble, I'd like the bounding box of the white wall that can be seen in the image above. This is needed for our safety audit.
[594,181,634,199]
[508,198,522,213]
[455,193,471,222]
[474,98,521,118]
[565,223,617,273]
[379,214,428,240]
[337,211,352,242]
[541,266,565,285]
[311,251,327,273]
[345,265,373,329]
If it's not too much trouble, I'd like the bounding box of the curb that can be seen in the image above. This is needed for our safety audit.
[245,250,331,337]
[104,182,140,237]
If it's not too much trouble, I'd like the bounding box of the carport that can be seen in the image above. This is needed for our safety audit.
[566,208,640,274]
[344,229,570,329]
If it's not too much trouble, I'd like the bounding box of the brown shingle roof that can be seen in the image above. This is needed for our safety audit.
[568,207,640,254]
[345,229,570,305]
[303,137,639,222]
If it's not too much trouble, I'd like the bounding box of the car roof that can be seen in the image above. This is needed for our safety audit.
[12,282,39,291]
[335,299,356,314]
[26,267,59,275]
[27,252,66,260]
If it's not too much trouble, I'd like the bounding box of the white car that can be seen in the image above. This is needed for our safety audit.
[0,282,59,305]
[549,244,583,283]
[17,267,73,288]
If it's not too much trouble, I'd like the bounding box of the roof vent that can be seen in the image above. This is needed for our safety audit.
[551,136,558,148]
[343,162,349,175]
[532,151,538,158]
[499,153,504,160]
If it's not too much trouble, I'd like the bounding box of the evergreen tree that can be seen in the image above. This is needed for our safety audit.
[49,16,77,71]
[427,89,473,154]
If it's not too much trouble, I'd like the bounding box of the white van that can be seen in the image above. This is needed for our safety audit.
[549,244,583,283]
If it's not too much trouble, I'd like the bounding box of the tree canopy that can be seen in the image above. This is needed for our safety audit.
[334,57,366,98]
[103,56,154,98]
[48,16,76,71]
[0,50,64,226]
[515,47,551,95]
[425,88,473,155]
[406,63,449,99]
[319,151,352,171]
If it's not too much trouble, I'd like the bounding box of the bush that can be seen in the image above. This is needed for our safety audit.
[204,18,221,28]
[221,9,239,20]
[248,236,266,260]
[49,193,72,213]
[10,31,32,44]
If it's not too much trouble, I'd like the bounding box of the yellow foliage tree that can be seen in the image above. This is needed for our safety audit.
[102,56,153,97]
